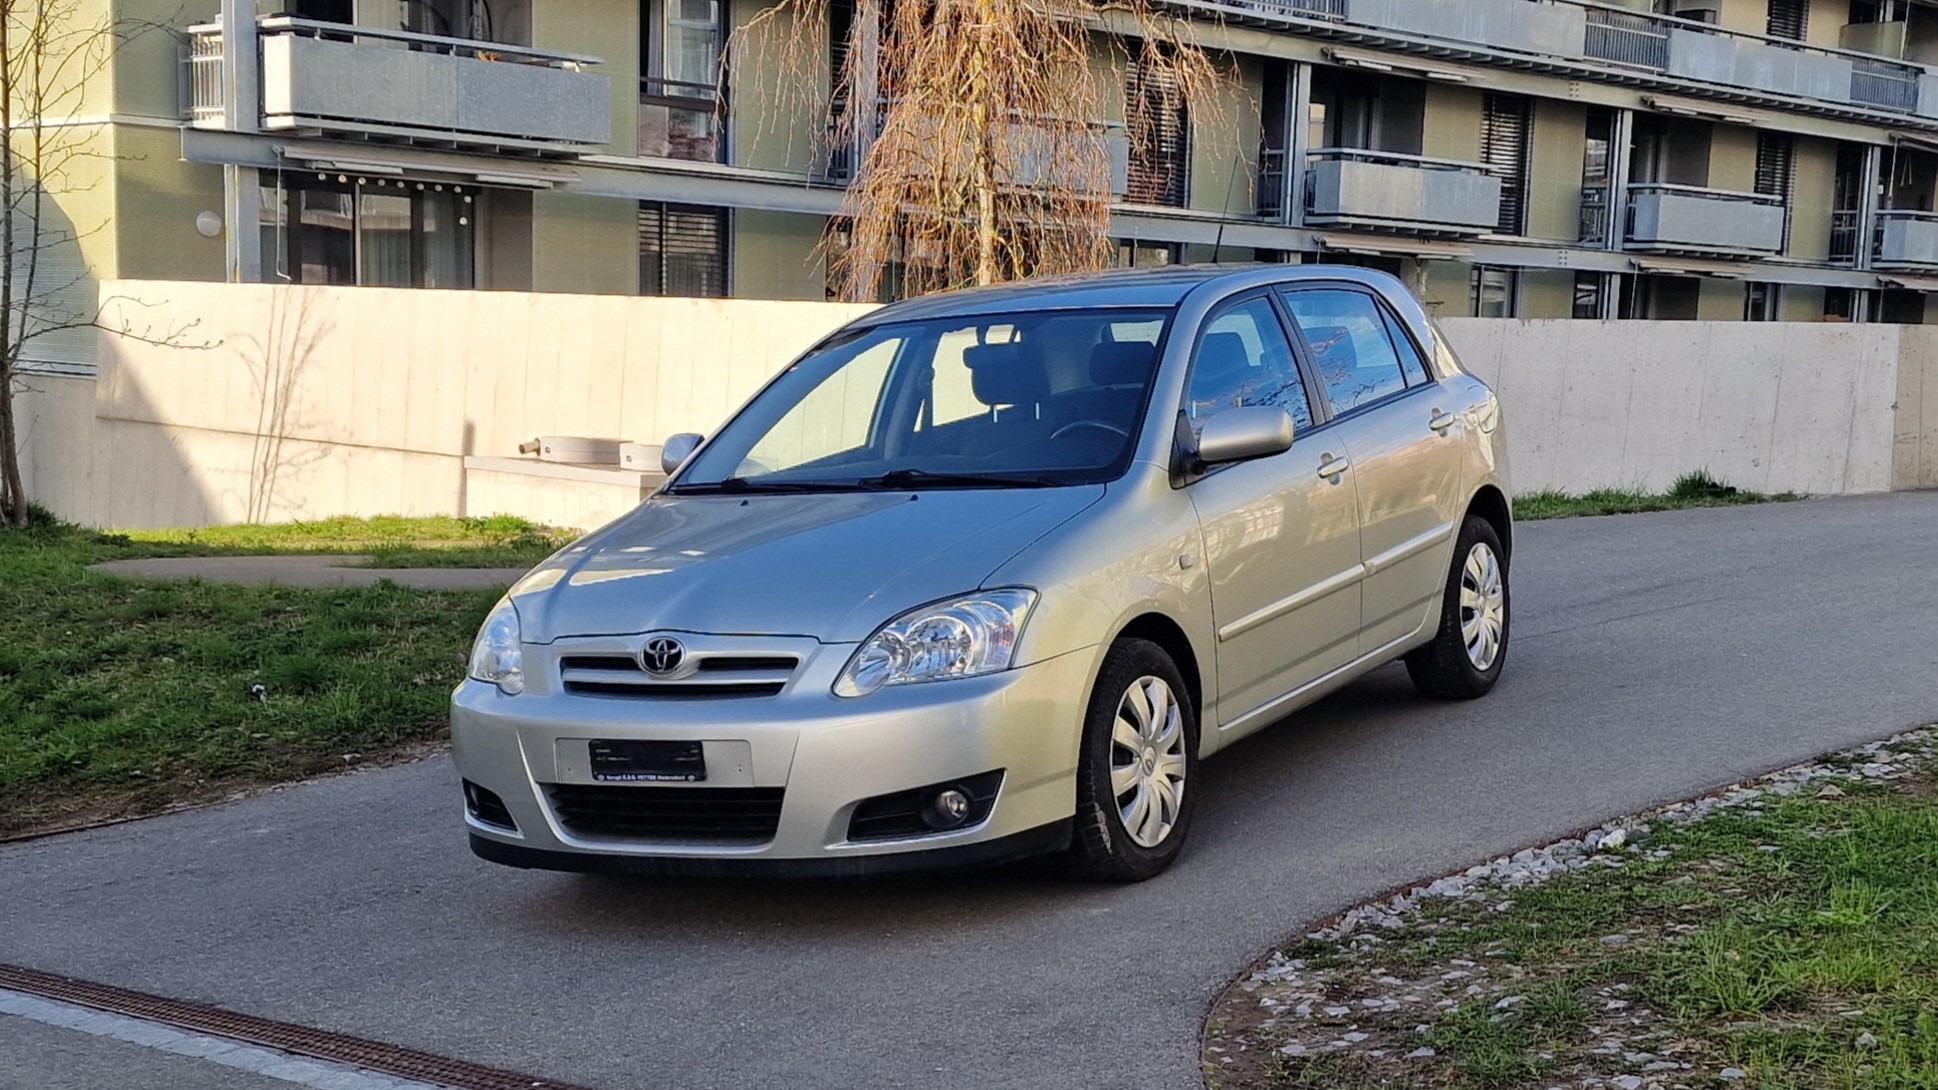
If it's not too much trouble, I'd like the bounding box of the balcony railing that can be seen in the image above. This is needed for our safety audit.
[1579,182,1610,245]
[1624,183,1787,256]
[1256,146,1288,218]
[187,17,612,153]
[1874,209,1938,270]
[1830,208,1862,265]
[1304,147,1503,235]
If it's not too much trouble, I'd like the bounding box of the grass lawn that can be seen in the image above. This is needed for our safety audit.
[1517,471,1800,522]
[1205,731,1938,1090]
[0,514,571,839]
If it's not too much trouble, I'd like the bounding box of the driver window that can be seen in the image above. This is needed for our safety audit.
[1185,297,1313,439]
[743,338,899,475]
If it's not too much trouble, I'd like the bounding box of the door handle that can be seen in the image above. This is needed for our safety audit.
[1428,409,1457,435]
[1316,454,1350,483]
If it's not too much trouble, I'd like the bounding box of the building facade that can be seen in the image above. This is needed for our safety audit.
[30,0,1938,372]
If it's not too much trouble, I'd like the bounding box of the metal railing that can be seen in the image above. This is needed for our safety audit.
[1231,0,1345,18]
[187,26,223,124]
[1305,146,1496,176]
[1626,182,1786,207]
[1829,208,1863,264]
[1583,7,1669,70]
[1852,58,1920,112]
[1579,183,1609,245]
[1256,146,1287,218]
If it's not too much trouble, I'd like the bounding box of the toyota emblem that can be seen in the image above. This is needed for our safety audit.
[641,637,686,675]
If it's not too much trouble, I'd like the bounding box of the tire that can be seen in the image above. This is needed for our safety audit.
[1405,515,1510,701]
[1069,638,1199,882]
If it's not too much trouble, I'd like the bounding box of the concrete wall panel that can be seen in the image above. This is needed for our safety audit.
[22,284,1933,531]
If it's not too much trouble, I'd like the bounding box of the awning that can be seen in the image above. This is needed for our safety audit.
[1877,273,1938,292]
[1630,257,1755,280]
[1314,232,1473,260]
[1641,95,1761,128]
[1889,131,1938,157]
[1324,46,1473,83]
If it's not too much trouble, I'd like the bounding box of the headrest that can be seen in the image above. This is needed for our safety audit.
[1193,331,1254,389]
[1303,326,1356,372]
[964,341,1049,407]
[1091,341,1158,387]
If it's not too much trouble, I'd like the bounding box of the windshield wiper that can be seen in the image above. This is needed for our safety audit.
[668,476,842,495]
[851,468,1065,491]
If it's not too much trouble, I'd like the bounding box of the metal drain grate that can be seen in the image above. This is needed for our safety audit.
[0,962,601,1090]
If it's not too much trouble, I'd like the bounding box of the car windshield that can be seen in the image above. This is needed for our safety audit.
[671,307,1172,493]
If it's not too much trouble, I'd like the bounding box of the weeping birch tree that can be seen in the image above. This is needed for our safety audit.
[733,0,1223,302]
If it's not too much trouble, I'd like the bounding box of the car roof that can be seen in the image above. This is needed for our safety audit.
[856,263,1409,325]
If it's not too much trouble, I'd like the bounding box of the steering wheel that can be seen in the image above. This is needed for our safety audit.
[1050,419,1131,441]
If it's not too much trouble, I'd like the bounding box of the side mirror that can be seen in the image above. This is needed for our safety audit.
[1196,406,1295,467]
[661,433,703,475]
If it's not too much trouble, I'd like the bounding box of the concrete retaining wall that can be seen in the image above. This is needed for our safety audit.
[12,281,1935,530]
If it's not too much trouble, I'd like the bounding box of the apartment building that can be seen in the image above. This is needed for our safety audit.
[29,0,1938,371]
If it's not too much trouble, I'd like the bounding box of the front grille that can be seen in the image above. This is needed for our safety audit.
[463,780,518,831]
[847,771,1004,842]
[558,653,798,699]
[546,784,785,843]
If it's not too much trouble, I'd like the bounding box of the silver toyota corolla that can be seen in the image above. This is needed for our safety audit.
[455,266,1511,881]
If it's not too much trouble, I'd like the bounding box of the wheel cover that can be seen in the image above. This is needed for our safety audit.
[1459,541,1507,672]
[1109,675,1187,849]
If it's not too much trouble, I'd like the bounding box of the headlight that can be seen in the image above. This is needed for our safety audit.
[834,589,1037,698]
[468,598,525,695]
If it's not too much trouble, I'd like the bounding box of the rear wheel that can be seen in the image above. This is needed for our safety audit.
[1069,639,1198,882]
[1405,516,1509,700]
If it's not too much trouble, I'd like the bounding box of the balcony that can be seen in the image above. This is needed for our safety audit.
[1348,0,1586,58]
[1303,148,1502,235]
[1172,0,1931,117]
[188,17,612,154]
[1874,210,1938,270]
[1624,183,1786,257]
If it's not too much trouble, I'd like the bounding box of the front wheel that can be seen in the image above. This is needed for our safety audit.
[1069,639,1198,882]
[1405,516,1510,700]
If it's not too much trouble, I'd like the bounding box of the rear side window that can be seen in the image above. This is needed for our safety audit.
[1279,288,1414,416]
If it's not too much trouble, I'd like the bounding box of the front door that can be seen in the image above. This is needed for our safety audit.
[1183,294,1363,734]
[1280,285,1464,657]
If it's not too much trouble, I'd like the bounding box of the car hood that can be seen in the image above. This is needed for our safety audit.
[509,486,1107,644]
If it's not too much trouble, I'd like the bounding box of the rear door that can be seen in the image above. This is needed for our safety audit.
[1181,293,1363,732]
[1278,285,1465,657]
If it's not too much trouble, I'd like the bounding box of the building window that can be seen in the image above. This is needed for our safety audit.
[1125,52,1187,207]
[1880,288,1926,324]
[1824,287,1870,322]
[1831,143,1867,265]
[1573,271,1606,319]
[1755,132,1795,251]
[1481,94,1532,236]
[1745,282,1781,321]
[639,202,728,297]
[639,0,725,162]
[262,176,475,288]
[1766,0,1808,41]
[1580,108,1614,245]
[1471,266,1518,318]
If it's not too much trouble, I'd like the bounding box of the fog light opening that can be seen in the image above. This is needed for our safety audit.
[922,786,975,831]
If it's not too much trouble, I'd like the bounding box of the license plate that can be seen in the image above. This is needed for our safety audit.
[588,739,707,783]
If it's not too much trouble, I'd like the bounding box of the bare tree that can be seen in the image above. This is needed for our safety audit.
[733,0,1224,302]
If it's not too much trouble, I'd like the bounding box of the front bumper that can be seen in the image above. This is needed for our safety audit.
[452,644,1097,872]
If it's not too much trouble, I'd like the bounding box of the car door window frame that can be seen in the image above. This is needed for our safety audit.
[1275,281,1439,428]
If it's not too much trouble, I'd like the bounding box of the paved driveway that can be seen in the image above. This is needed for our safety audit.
[5,494,1937,1090]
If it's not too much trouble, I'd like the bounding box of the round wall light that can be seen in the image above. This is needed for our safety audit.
[194,211,222,239]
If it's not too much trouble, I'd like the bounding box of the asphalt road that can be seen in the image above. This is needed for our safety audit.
[5,493,1937,1090]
